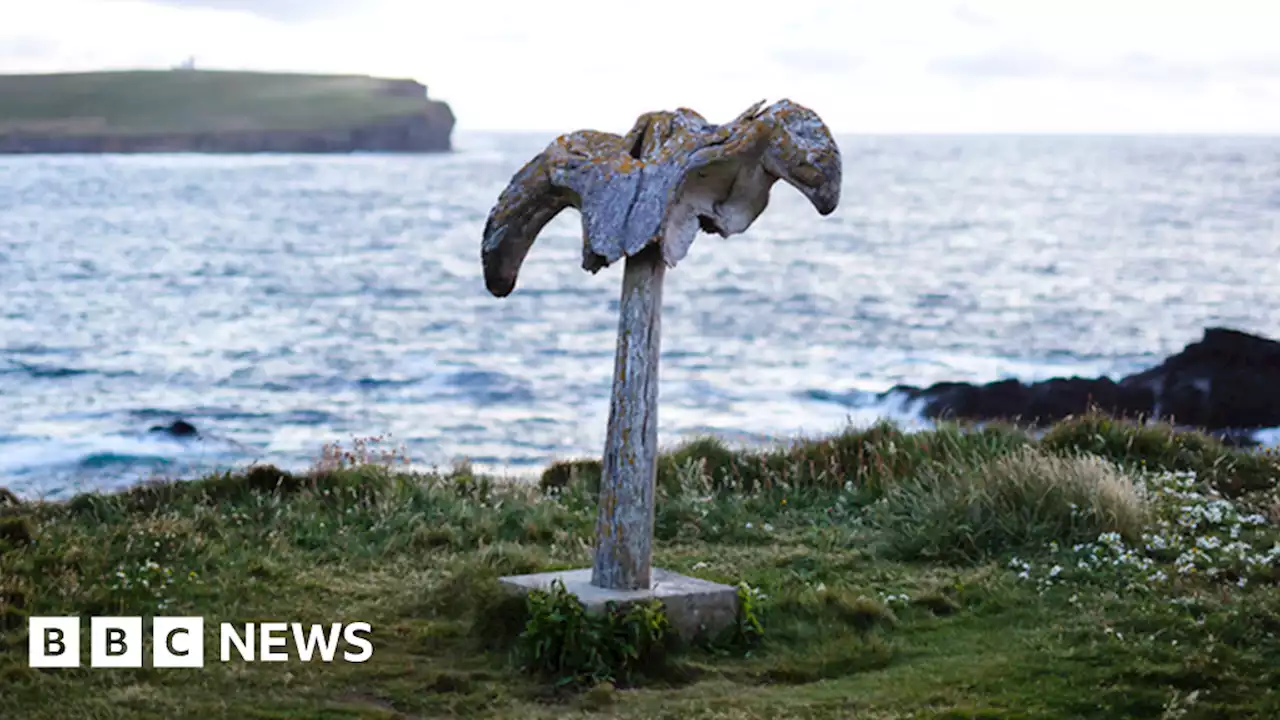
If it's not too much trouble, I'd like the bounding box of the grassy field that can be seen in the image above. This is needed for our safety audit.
[0,70,439,135]
[2,412,1279,719]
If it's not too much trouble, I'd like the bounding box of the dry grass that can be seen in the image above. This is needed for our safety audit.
[985,448,1151,534]
[871,448,1152,562]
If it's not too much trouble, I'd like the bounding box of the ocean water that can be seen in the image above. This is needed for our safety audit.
[2,132,1278,499]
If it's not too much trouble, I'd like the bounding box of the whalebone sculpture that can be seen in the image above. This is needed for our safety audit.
[483,100,842,592]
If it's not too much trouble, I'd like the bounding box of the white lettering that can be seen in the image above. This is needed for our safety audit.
[291,623,342,662]
[219,623,254,662]
[259,622,289,661]
[343,622,373,662]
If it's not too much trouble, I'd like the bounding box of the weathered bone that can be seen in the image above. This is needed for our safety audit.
[482,100,842,590]
[481,99,842,297]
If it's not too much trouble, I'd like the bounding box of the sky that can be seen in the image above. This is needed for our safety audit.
[2,0,1279,133]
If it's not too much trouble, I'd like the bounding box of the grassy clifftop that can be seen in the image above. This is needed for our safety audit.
[2,413,1278,718]
[0,70,455,152]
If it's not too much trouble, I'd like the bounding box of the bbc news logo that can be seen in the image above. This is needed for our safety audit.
[28,617,373,668]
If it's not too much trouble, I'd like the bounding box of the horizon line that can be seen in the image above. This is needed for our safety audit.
[458,128,1280,138]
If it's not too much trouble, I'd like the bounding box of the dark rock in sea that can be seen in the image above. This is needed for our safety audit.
[1118,327,1280,430]
[150,419,199,438]
[887,327,1280,432]
[892,377,1154,427]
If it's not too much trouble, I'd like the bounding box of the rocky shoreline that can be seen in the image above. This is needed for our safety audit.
[887,327,1280,434]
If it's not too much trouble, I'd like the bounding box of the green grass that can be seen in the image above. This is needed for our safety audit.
[868,447,1152,563]
[0,70,442,135]
[2,413,1279,718]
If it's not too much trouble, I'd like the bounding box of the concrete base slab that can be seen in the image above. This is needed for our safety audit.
[499,567,739,641]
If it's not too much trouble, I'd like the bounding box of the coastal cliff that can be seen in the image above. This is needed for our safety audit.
[0,71,455,154]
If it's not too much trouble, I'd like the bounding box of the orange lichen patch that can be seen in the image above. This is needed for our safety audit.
[612,155,645,173]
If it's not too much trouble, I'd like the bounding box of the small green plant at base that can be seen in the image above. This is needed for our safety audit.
[515,579,676,689]
[723,581,766,649]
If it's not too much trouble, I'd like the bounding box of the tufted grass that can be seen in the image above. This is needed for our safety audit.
[868,447,1153,563]
[1,414,1278,719]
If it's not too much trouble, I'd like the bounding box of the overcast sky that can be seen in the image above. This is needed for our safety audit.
[3,0,1279,133]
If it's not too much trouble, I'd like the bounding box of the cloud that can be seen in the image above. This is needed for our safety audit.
[931,48,1267,87]
[951,3,997,28]
[1237,57,1280,79]
[4,0,1280,133]
[0,35,58,63]
[136,0,359,22]
[930,47,1062,79]
[771,49,864,78]
[1111,54,1215,84]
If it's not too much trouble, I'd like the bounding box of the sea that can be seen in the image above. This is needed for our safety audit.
[2,132,1278,499]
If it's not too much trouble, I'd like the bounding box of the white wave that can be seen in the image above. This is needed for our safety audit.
[1249,428,1280,448]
